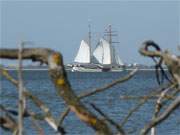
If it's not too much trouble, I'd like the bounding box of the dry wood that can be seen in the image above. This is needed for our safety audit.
[0,105,18,133]
[58,69,138,126]
[1,40,179,135]
[139,40,180,86]
[139,40,180,135]
[0,48,112,134]
[17,42,25,135]
[140,95,180,135]
[0,67,59,132]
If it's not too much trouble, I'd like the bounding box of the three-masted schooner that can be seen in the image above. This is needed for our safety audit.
[72,24,124,72]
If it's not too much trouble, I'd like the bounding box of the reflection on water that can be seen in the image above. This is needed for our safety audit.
[0,71,179,135]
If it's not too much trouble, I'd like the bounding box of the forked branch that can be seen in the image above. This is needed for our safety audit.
[0,48,112,135]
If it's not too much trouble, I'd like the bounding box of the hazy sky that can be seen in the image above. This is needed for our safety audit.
[1,0,180,65]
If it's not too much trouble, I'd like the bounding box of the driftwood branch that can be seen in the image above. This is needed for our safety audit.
[1,40,179,134]
[17,42,25,135]
[90,103,125,135]
[0,105,45,135]
[150,84,175,135]
[0,105,18,134]
[58,107,70,126]
[139,40,180,86]
[0,68,59,132]
[0,48,53,64]
[139,40,180,135]
[0,48,112,134]
[79,69,138,98]
[140,95,180,135]
[120,99,148,127]
[58,69,138,126]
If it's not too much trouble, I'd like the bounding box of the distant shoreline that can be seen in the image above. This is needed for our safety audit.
[3,68,168,71]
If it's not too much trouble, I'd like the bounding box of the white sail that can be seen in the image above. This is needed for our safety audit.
[93,38,123,65]
[101,39,111,64]
[74,40,90,63]
[93,42,103,64]
[93,38,112,64]
[115,54,124,65]
[111,47,124,65]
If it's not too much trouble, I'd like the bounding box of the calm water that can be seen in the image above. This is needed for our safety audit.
[0,71,179,135]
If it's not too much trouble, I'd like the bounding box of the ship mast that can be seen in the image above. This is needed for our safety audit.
[105,24,119,45]
[108,24,112,46]
[104,24,119,65]
[108,25,113,65]
[88,23,92,63]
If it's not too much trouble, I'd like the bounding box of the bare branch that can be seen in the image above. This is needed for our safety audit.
[141,95,180,135]
[139,40,162,57]
[139,40,180,86]
[58,69,138,126]
[150,84,175,135]
[17,41,25,135]
[0,48,113,134]
[0,68,59,132]
[0,105,18,134]
[0,105,45,135]
[90,103,125,135]
[58,107,70,126]
[120,99,148,127]
[79,68,138,98]
[0,48,54,64]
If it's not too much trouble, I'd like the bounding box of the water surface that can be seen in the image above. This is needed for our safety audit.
[0,71,179,135]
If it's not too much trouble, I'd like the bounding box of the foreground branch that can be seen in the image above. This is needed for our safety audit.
[0,48,112,134]
[0,68,59,132]
[139,40,180,86]
[140,95,180,135]
[90,103,125,135]
[0,105,18,134]
[79,69,138,98]
[17,42,25,135]
[58,69,137,126]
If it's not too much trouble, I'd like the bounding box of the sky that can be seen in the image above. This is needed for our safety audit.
[1,0,180,65]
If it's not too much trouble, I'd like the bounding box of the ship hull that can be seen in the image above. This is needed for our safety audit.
[71,66,124,72]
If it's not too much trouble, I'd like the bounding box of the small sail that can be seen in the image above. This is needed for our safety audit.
[93,38,111,65]
[115,52,124,65]
[74,40,90,63]
[111,47,124,65]
[93,42,103,64]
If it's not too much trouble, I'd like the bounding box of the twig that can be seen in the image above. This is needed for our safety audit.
[139,40,180,86]
[150,84,176,135]
[0,48,112,134]
[140,95,180,135]
[58,69,138,126]
[58,107,70,126]
[17,41,25,135]
[0,105,18,133]
[30,117,45,135]
[139,40,180,135]
[120,95,157,100]
[90,103,125,135]
[0,68,59,132]
[120,99,148,127]
[79,69,138,98]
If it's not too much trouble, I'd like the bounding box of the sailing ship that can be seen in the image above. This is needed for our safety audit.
[93,38,124,71]
[72,24,124,72]
[72,39,101,72]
